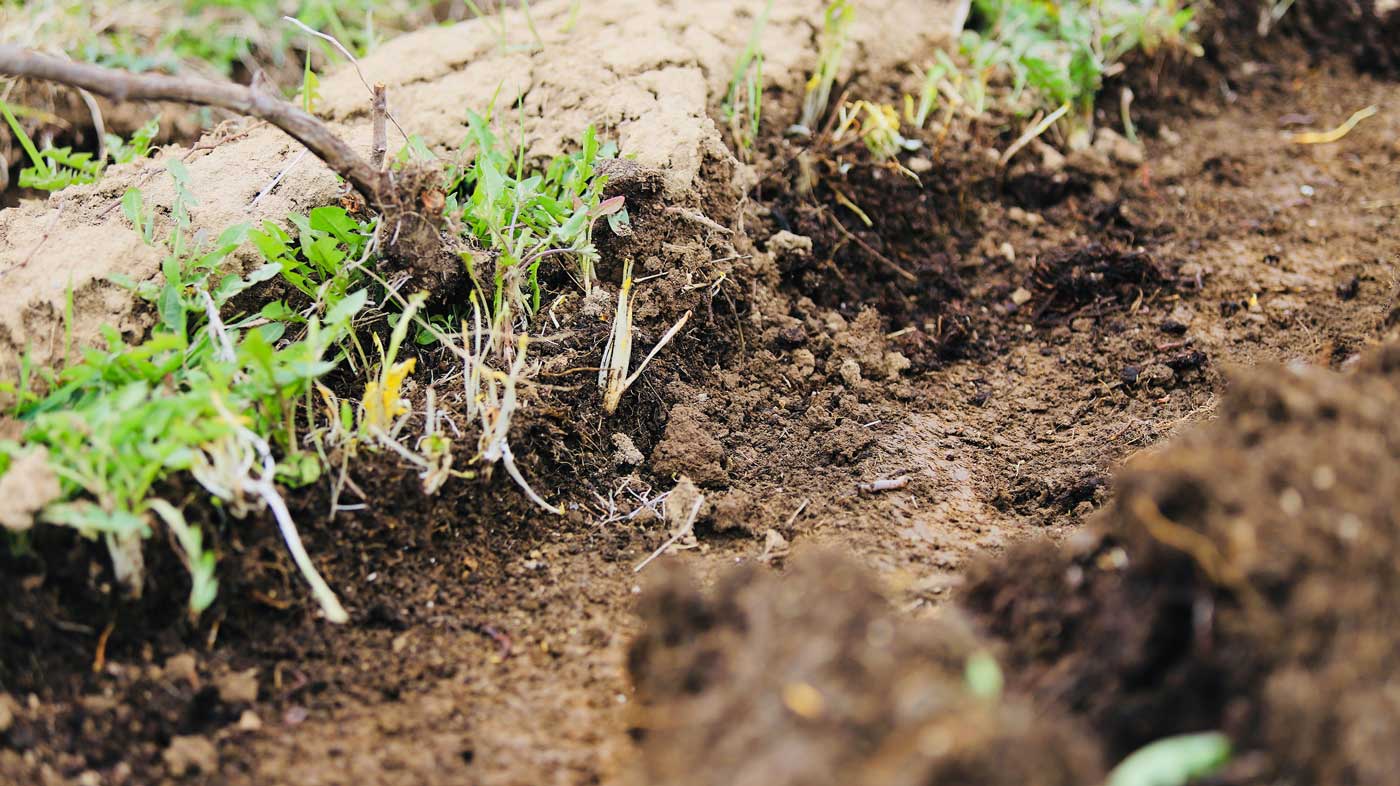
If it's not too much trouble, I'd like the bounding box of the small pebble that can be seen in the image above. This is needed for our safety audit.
[238,710,263,732]
[163,735,218,777]
[164,653,199,689]
[1007,206,1043,227]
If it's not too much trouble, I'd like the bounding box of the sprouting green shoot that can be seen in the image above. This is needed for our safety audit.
[907,60,950,129]
[447,112,621,307]
[723,2,771,161]
[2,97,159,192]
[962,0,1200,146]
[796,0,855,134]
[301,48,321,113]
[1106,732,1231,786]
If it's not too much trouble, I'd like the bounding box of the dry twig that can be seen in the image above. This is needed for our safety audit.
[0,45,385,207]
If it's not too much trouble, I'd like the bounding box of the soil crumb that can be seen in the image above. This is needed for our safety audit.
[628,551,1103,786]
[1029,241,1176,323]
[0,448,60,532]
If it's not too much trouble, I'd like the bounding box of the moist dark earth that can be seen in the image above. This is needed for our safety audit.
[3,13,1400,786]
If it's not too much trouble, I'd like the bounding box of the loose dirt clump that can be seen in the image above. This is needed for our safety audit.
[755,142,992,365]
[1029,241,1177,324]
[628,550,1103,786]
[1204,0,1400,75]
[963,341,1400,785]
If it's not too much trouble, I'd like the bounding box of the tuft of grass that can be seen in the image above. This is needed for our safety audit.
[1,98,158,192]
[8,160,371,620]
[1,69,686,617]
[448,111,621,305]
[1,0,443,78]
[723,2,771,161]
[795,0,855,134]
[961,0,1200,146]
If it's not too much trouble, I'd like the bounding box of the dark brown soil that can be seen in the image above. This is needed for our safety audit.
[2,22,1399,786]
[963,341,1400,785]
[1205,0,1400,75]
[627,551,1103,786]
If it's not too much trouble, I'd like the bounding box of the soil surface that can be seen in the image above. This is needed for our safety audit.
[2,4,1399,786]
[963,341,1400,786]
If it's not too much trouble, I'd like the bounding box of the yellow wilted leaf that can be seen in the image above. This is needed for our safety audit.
[361,358,416,431]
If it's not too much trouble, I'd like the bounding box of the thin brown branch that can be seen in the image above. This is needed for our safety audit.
[370,82,387,171]
[0,45,384,207]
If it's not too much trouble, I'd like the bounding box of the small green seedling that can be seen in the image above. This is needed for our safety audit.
[964,651,1004,699]
[300,48,322,113]
[2,98,159,191]
[963,0,1200,146]
[723,2,771,160]
[449,111,620,305]
[1105,731,1231,786]
[795,0,855,134]
[907,59,951,129]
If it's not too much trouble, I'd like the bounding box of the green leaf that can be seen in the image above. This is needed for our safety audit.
[308,206,361,245]
[260,300,297,321]
[275,451,322,487]
[1106,732,1231,786]
[239,323,275,369]
[146,498,218,617]
[158,285,187,337]
[0,99,48,179]
[252,321,286,345]
[606,206,632,237]
[122,188,149,240]
[964,651,1004,699]
[300,50,321,113]
[246,261,284,286]
[324,288,369,327]
[251,222,293,261]
[304,236,346,272]
[42,501,149,540]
